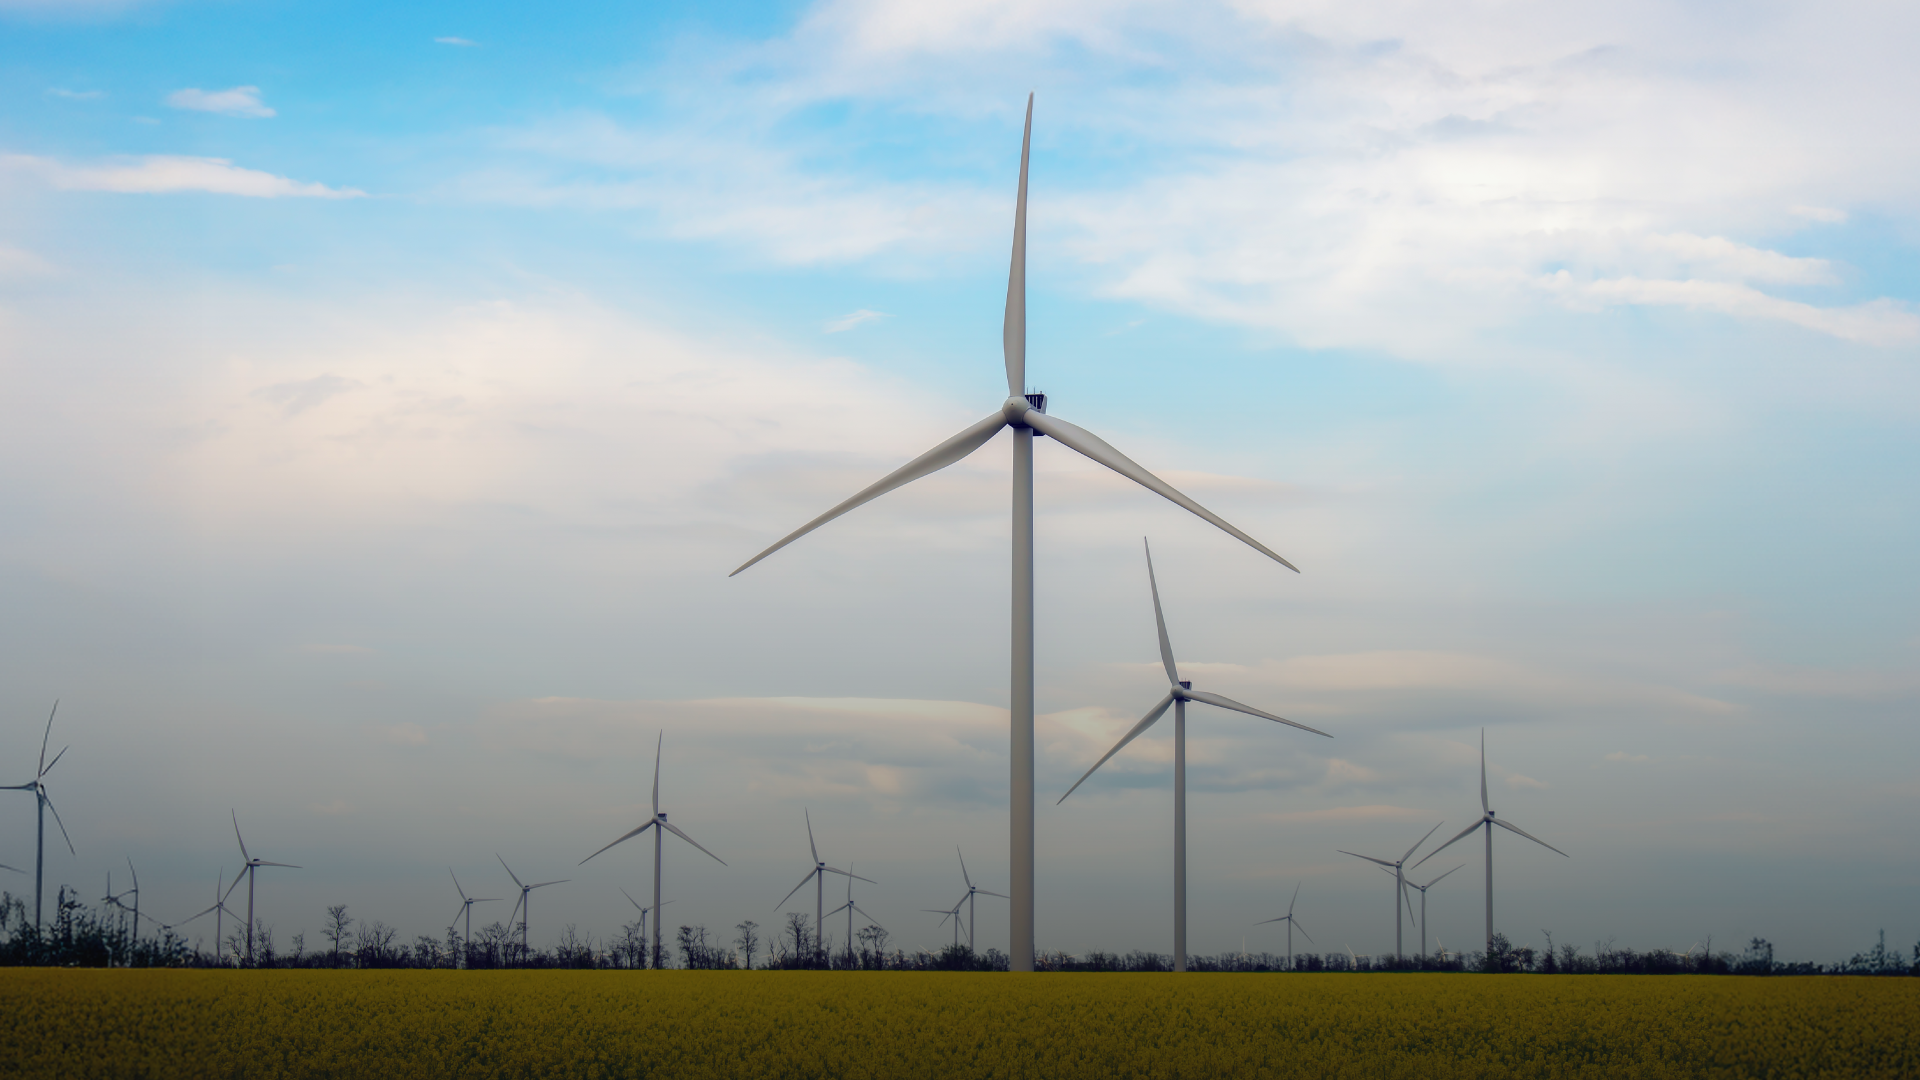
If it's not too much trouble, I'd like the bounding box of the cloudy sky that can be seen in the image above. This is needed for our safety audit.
[1,0,1916,964]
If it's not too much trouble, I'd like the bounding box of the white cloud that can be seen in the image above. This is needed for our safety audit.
[1562,276,1920,346]
[0,244,57,279]
[5,154,364,199]
[825,308,888,332]
[47,88,106,100]
[166,85,275,118]
[435,36,478,46]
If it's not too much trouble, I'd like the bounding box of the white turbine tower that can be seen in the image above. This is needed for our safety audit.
[729,96,1299,972]
[449,871,499,967]
[1338,821,1442,962]
[226,811,298,965]
[3,702,75,928]
[1412,730,1567,952]
[498,856,566,962]
[181,867,242,964]
[1058,538,1328,971]
[951,847,1007,957]
[777,811,873,964]
[580,732,724,969]
[1254,882,1313,969]
[1385,863,1463,961]
[825,863,880,966]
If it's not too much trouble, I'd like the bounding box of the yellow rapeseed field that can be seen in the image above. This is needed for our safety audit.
[4,971,1914,1079]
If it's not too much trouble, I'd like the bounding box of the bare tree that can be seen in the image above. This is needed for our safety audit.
[784,912,812,968]
[735,920,760,970]
[323,905,353,967]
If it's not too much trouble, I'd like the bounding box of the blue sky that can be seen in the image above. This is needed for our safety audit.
[1,0,1917,963]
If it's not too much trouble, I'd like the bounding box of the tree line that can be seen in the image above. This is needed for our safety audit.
[4,889,1916,975]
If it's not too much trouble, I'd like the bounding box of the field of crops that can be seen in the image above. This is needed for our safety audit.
[5,970,1914,1079]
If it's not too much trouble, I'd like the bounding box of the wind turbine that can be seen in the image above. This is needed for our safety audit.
[951,847,1006,957]
[449,871,499,967]
[923,899,967,950]
[580,732,724,969]
[1386,863,1463,961]
[498,856,566,962]
[618,888,670,966]
[1412,729,1567,952]
[1254,882,1313,970]
[227,811,298,965]
[101,871,131,963]
[776,811,873,964]
[728,95,1301,972]
[4,702,75,928]
[100,860,142,962]
[1338,822,1442,962]
[181,867,242,964]
[1059,539,1329,972]
[825,863,880,966]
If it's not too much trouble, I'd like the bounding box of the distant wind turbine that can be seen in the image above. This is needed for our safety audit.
[825,863,880,965]
[777,811,872,963]
[922,899,967,950]
[1386,863,1463,960]
[1412,730,1567,951]
[1339,821,1442,962]
[581,732,724,968]
[449,871,499,967]
[951,847,1006,957]
[1059,539,1330,971]
[3,702,75,927]
[1254,882,1313,969]
[729,96,1302,971]
[181,867,242,964]
[498,856,566,962]
[618,888,670,965]
[227,811,298,965]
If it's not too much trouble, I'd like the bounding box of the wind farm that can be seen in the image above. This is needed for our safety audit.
[4,0,1919,1068]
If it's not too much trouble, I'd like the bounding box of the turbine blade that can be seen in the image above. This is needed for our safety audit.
[620,887,645,913]
[1143,538,1179,685]
[1253,916,1288,925]
[580,820,657,865]
[1480,728,1489,815]
[1021,410,1297,571]
[652,731,663,817]
[530,879,568,889]
[1338,850,1397,869]
[957,846,971,888]
[1401,820,1444,863]
[0,864,21,874]
[497,854,525,889]
[41,745,68,777]
[978,889,1009,899]
[181,903,220,924]
[1492,816,1569,857]
[509,894,524,926]
[730,412,1009,577]
[260,861,301,869]
[42,793,75,855]
[223,866,247,902]
[1002,93,1033,398]
[37,701,56,775]
[1412,820,1484,869]
[1424,864,1466,888]
[826,901,853,917]
[451,870,468,901]
[1056,691,1175,804]
[776,868,817,911]
[1294,919,1314,945]
[127,858,139,892]
[451,903,467,928]
[661,820,727,865]
[1288,881,1301,916]
[1183,689,1329,738]
[806,809,818,865]
[231,810,249,862]
[821,865,872,883]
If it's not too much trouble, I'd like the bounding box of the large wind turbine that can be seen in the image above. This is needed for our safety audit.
[4,702,75,928]
[1412,730,1567,952]
[449,871,498,967]
[227,811,298,965]
[729,96,1300,972]
[776,811,872,963]
[1254,882,1313,969]
[181,867,241,964]
[1339,822,1442,962]
[580,732,724,969]
[951,847,1006,957]
[498,856,566,962]
[1386,863,1463,960]
[1059,539,1328,971]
